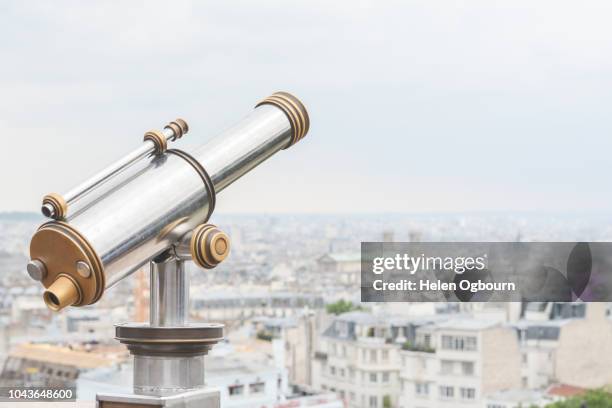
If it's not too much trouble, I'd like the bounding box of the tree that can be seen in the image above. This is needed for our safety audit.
[326,299,362,315]
[546,389,612,408]
[383,395,392,408]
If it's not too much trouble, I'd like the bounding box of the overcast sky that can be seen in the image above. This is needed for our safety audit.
[1,1,611,214]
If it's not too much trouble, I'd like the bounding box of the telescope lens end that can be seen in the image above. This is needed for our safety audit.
[256,92,310,148]
[43,276,80,311]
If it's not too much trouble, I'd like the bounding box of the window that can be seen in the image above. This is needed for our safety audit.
[340,368,345,378]
[382,350,389,361]
[442,335,453,349]
[330,366,336,375]
[382,372,389,383]
[415,383,429,396]
[522,353,528,364]
[369,395,377,408]
[439,386,454,399]
[370,350,377,363]
[424,334,431,347]
[461,361,474,375]
[460,387,476,400]
[342,345,347,357]
[350,392,356,401]
[228,385,244,396]
[370,373,377,383]
[441,335,477,351]
[337,321,349,337]
[349,368,355,380]
[440,360,453,374]
[249,382,265,394]
[331,343,337,355]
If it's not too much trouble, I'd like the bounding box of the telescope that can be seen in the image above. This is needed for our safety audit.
[25,92,310,407]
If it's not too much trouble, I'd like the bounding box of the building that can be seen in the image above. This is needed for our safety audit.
[313,311,433,408]
[484,389,553,408]
[316,253,361,284]
[252,313,318,386]
[191,290,324,323]
[483,383,587,408]
[398,318,522,408]
[1,343,126,388]
[516,302,612,389]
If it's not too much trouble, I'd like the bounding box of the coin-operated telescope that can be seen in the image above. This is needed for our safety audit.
[26,92,309,408]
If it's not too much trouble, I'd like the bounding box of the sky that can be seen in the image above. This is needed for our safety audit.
[1,1,611,214]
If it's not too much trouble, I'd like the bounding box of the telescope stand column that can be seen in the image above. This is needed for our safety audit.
[97,253,223,408]
[133,256,205,395]
[150,256,188,327]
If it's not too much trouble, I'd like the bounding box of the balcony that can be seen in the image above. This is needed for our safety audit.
[401,342,435,353]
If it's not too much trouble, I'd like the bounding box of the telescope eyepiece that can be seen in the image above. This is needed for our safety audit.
[43,275,81,311]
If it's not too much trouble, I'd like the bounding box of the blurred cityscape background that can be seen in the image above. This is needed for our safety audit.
[2,211,612,407]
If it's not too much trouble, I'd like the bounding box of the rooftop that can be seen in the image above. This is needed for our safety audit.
[487,388,549,403]
[434,318,501,331]
[547,383,588,398]
[9,343,126,369]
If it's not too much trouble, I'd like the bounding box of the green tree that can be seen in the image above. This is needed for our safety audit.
[325,299,362,315]
[546,389,612,408]
[383,395,392,408]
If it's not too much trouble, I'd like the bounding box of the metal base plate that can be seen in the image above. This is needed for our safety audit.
[115,322,224,356]
[97,388,220,408]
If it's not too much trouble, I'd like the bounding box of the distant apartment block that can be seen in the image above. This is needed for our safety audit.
[398,319,521,408]
[313,312,436,408]
[516,302,612,389]
[312,304,612,408]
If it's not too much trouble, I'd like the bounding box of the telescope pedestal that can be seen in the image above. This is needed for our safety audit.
[97,254,223,408]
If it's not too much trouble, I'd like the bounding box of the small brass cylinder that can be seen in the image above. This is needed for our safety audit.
[43,275,81,311]
[187,224,231,269]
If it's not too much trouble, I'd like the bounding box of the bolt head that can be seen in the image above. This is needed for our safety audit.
[27,260,47,281]
[76,261,91,278]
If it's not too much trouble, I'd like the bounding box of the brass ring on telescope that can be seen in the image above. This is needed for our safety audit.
[256,91,310,148]
[166,149,216,222]
[42,193,68,219]
[143,130,167,154]
[164,118,189,140]
[275,92,310,141]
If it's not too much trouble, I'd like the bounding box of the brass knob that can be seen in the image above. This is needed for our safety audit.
[190,224,230,269]
[43,275,81,311]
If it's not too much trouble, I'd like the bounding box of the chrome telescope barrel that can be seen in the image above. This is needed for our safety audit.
[28,92,309,311]
[41,119,189,220]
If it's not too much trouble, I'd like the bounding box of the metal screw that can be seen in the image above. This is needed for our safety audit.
[27,259,47,281]
[76,261,91,278]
